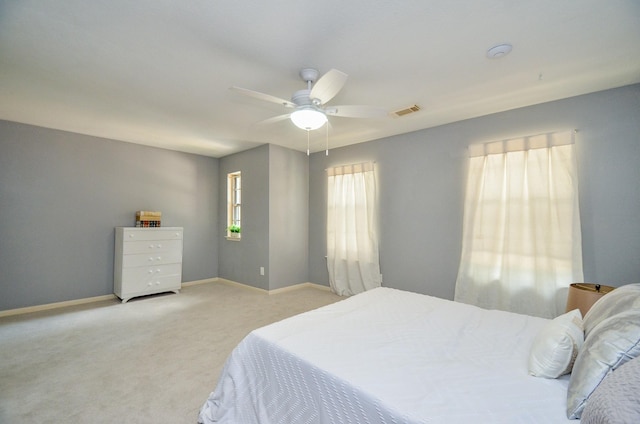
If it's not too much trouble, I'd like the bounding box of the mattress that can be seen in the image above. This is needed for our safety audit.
[199,287,573,423]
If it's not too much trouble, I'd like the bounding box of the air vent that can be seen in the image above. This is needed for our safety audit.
[393,104,421,117]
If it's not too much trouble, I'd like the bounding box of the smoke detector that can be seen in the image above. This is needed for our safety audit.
[486,43,513,59]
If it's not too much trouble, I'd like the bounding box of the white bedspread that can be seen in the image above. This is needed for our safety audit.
[199,287,573,423]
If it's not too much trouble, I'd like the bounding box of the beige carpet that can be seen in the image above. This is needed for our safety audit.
[0,281,342,423]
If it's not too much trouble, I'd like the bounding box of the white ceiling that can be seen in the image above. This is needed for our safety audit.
[1,1,639,158]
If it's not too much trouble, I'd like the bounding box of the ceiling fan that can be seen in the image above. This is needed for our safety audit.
[231,68,388,131]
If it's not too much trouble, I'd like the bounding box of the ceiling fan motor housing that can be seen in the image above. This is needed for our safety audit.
[291,89,313,107]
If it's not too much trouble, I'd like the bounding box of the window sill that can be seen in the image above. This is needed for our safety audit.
[225,236,241,241]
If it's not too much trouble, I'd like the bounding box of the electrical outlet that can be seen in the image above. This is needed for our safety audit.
[260,267,265,276]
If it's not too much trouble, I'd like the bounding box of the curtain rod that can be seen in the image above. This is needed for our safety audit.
[325,161,376,171]
[473,129,578,145]
[467,129,578,157]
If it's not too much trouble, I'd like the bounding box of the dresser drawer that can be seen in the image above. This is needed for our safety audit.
[119,274,181,296]
[120,263,182,284]
[122,239,182,254]
[122,251,183,268]
[122,228,183,241]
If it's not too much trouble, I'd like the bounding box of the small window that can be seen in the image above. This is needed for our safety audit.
[227,171,241,239]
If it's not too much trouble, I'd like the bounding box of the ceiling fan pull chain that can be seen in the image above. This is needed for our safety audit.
[307,129,310,156]
[326,123,329,156]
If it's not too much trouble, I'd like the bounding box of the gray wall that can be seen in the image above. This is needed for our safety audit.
[268,144,309,290]
[0,120,219,310]
[217,144,309,290]
[217,145,270,289]
[309,84,640,300]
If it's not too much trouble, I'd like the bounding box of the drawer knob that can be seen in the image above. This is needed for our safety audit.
[149,257,154,262]
[148,269,153,274]
[157,244,162,248]
[156,268,161,273]
[156,256,162,261]
[147,282,152,286]
[149,244,154,249]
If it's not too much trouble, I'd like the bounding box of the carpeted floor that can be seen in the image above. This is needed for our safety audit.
[0,281,342,423]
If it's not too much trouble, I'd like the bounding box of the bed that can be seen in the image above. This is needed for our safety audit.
[198,285,640,423]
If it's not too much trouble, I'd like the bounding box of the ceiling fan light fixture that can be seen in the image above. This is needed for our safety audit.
[290,108,327,130]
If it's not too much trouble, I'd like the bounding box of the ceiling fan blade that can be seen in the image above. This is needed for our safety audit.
[326,105,389,118]
[257,113,291,125]
[310,69,348,104]
[230,86,296,108]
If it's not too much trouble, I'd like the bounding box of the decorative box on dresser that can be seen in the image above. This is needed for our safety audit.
[114,227,183,303]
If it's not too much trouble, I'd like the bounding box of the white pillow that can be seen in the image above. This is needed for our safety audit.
[583,283,640,338]
[528,309,584,378]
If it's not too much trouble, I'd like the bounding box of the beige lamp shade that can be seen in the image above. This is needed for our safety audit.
[566,283,615,317]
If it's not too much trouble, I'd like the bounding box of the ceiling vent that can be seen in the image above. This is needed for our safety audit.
[393,104,421,117]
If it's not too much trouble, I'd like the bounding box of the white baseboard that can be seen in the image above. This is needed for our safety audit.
[181,277,219,287]
[216,278,332,295]
[215,278,268,293]
[0,278,332,317]
[268,282,332,295]
[0,294,117,318]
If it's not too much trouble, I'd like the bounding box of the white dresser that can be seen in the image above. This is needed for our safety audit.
[114,227,183,303]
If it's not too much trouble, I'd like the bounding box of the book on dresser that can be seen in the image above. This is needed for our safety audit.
[114,227,183,303]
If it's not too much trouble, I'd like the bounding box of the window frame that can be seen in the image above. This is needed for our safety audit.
[226,171,241,240]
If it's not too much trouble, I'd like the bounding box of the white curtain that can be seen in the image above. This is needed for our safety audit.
[327,162,381,296]
[454,131,584,318]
